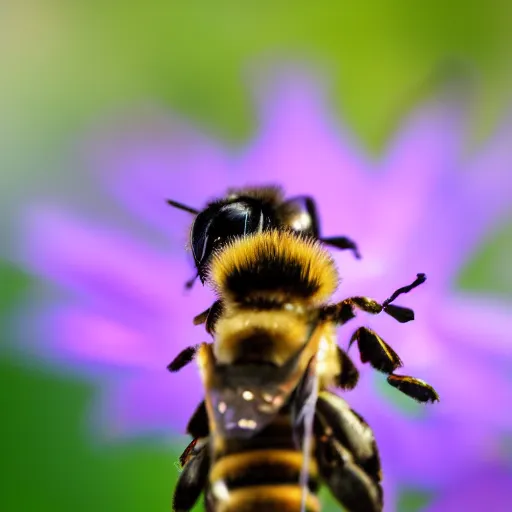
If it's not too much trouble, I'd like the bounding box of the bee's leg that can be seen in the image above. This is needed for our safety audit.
[335,347,359,390]
[192,307,210,326]
[386,374,440,403]
[314,392,383,512]
[315,430,383,512]
[322,236,361,260]
[320,274,426,373]
[316,391,381,484]
[186,400,209,438]
[348,327,403,374]
[339,332,440,402]
[193,300,224,335]
[167,345,200,372]
[321,273,427,325]
[173,436,210,512]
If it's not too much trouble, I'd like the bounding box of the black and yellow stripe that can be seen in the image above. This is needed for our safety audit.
[207,409,321,512]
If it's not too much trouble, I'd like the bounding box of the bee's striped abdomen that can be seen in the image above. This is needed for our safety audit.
[207,410,321,512]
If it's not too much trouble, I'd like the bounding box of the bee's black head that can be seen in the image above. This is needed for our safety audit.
[190,197,275,283]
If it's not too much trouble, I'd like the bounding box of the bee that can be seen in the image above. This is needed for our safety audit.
[167,187,439,511]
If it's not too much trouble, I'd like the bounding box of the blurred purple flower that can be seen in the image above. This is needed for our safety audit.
[19,69,512,510]
[427,465,512,512]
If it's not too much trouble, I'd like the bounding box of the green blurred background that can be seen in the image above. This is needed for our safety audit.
[1,2,511,511]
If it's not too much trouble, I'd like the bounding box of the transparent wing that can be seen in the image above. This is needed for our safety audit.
[196,341,311,438]
[291,353,320,512]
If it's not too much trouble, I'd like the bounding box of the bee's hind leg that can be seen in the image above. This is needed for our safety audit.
[315,391,383,512]
[173,436,210,512]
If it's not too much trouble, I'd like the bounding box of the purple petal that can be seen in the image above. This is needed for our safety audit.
[21,206,182,320]
[427,465,512,512]
[424,352,512,429]
[366,97,466,260]
[93,370,203,438]
[85,107,232,233]
[393,112,512,286]
[381,472,399,512]
[462,108,512,237]
[436,292,512,358]
[43,306,166,370]
[235,68,375,238]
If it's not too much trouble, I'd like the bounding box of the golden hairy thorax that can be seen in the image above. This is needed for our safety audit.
[207,229,340,305]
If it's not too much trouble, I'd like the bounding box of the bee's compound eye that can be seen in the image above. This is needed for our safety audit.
[191,200,266,275]
[190,209,213,268]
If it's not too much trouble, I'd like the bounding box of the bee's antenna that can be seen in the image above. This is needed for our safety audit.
[166,198,199,215]
[185,273,199,290]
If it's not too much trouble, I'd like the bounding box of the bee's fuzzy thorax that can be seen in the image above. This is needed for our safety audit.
[208,230,339,305]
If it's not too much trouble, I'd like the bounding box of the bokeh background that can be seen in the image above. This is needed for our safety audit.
[2,2,512,511]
